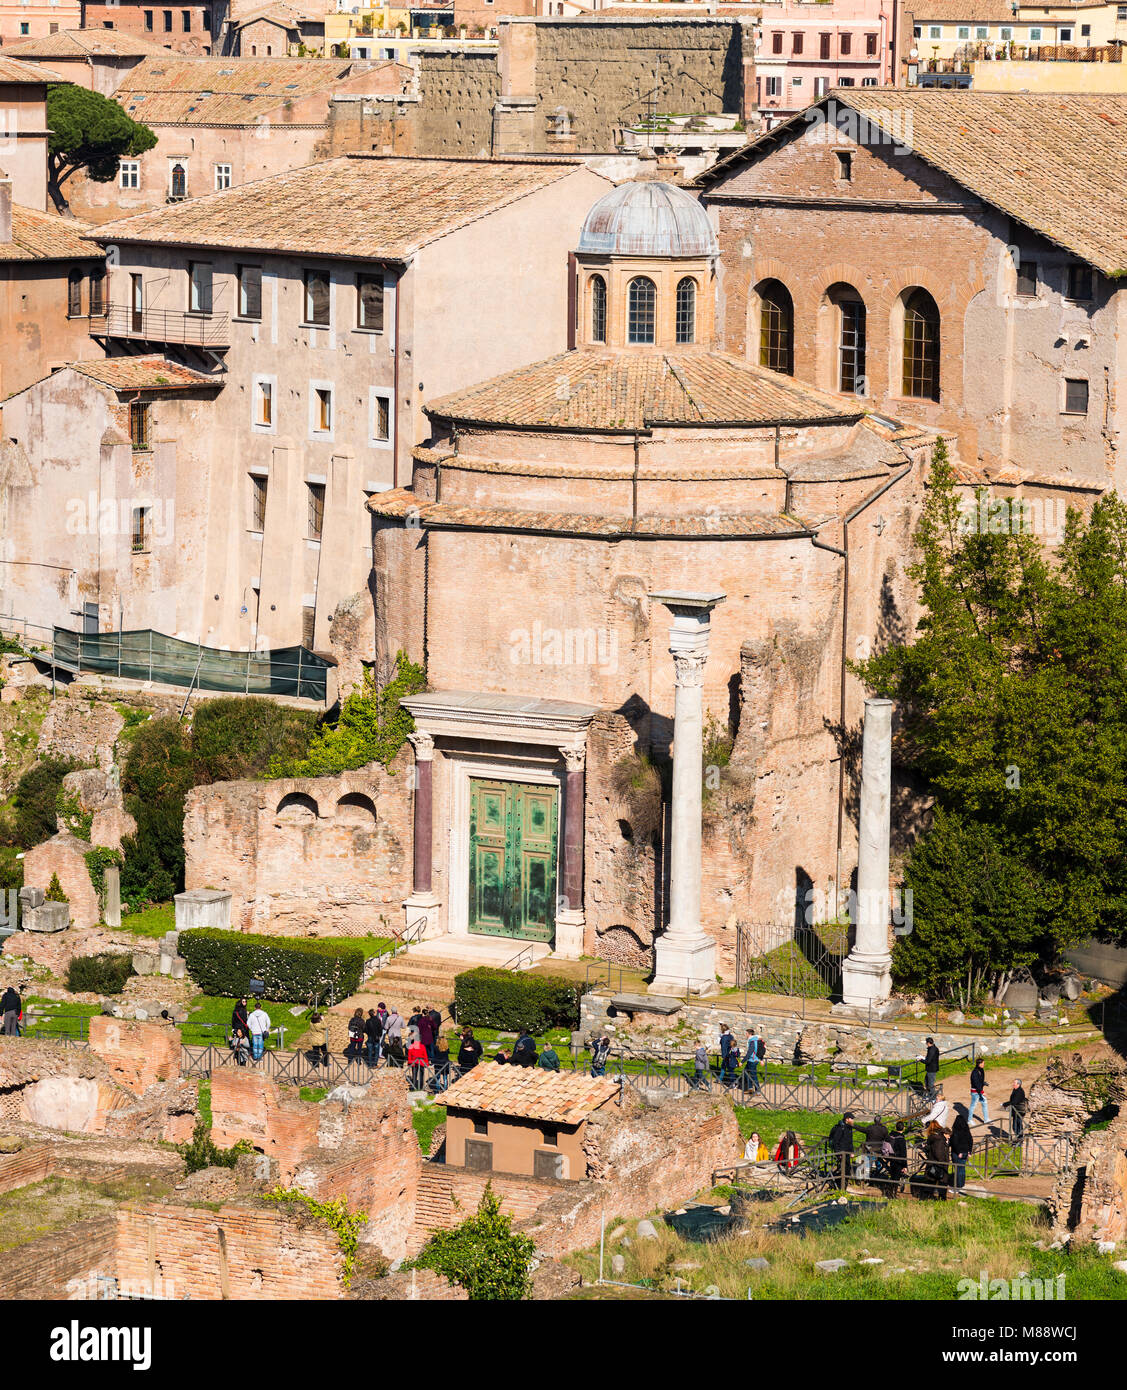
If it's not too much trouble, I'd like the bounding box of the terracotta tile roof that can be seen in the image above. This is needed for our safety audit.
[697,91,1127,277]
[231,3,320,26]
[0,54,64,82]
[904,0,1027,19]
[4,28,171,59]
[114,55,400,125]
[440,1066,620,1124]
[0,205,102,263]
[369,489,813,538]
[426,349,860,431]
[68,356,221,391]
[92,156,585,259]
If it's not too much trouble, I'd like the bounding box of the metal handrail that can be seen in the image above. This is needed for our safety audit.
[93,302,231,347]
[369,914,428,972]
[500,941,535,973]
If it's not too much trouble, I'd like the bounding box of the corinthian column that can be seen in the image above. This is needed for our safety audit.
[841,697,894,1009]
[553,743,586,960]
[648,591,726,996]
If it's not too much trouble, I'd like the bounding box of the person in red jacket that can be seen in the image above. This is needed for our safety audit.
[407,1035,429,1091]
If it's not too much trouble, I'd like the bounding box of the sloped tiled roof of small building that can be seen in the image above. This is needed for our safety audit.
[92,156,587,258]
[440,1067,620,1125]
[0,206,102,263]
[0,54,64,82]
[425,349,862,431]
[695,90,1127,277]
[4,28,172,59]
[68,356,221,391]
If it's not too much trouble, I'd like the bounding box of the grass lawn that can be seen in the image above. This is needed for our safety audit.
[22,996,103,1039]
[567,1194,1127,1300]
[181,994,309,1047]
[412,1103,446,1153]
[732,1103,838,1151]
[114,902,176,939]
[0,1176,176,1254]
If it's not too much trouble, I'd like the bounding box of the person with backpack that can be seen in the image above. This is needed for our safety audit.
[364,1009,383,1067]
[968,1060,989,1125]
[691,1042,710,1090]
[590,1035,611,1077]
[345,1008,366,1062]
[719,1025,738,1088]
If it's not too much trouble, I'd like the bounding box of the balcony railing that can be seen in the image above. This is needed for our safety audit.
[91,304,231,348]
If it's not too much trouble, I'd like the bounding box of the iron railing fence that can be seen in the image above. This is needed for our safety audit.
[93,303,231,347]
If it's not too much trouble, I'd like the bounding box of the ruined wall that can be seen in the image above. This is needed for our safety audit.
[183,760,412,935]
[35,695,124,774]
[113,1202,344,1300]
[2,1216,117,1301]
[22,834,101,930]
[415,51,499,156]
[88,1017,183,1097]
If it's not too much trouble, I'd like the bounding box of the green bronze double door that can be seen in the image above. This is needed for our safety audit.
[468,778,558,944]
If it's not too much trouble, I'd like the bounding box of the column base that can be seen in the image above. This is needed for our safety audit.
[650,932,718,997]
[552,909,585,961]
[402,894,442,941]
[840,949,893,1008]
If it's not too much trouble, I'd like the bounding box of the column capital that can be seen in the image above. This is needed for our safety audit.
[560,744,586,773]
[672,651,707,689]
[408,730,435,761]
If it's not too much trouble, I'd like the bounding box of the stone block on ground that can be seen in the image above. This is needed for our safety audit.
[815,1259,850,1273]
[174,889,233,931]
[22,902,69,934]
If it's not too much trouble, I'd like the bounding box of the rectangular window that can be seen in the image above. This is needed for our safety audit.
[255,379,272,429]
[1118,7,1126,20]
[1059,26,1072,40]
[357,273,384,331]
[307,483,325,541]
[214,163,232,191]
[861,76,878,86]
[472,1118,488,1136]
[541,1124,559,1147]
[302,607,316,649]
[929,25,941,38]
[835,151,853,181]
[1067,264,1094,302]
[144,8,153,28]
[814,76,829,97]
[163,8,172,29]
[370,389,391,447]
[957,25,969,39]
[865,31,877,54]
[1000,27,1013,40]
[314,387,332,433]
[1016,260,1038,297]
[250,474,268,531]
[820,32,831,58]
[840,32,851,54]
[304,269,330,326]
[19,22,28,33]
[1029,27,1042,39]
[119,160,139,189]
[838,76,855,86]
[238,264,262,319]
[188,260,212,314]
[1081,24,1090,36]
[975,26,988,39]
[130,402,151,451]
[182,8,191,28]
[67,272,83,317]
[1064,379,1089,415]
[765,75,781,96]
[792,31,803,53]
[88,269,106,316]
[792,76,804,86]
[131,506,150,554]
[771,31,782,53]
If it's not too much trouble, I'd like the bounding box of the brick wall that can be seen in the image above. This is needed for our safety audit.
[0,1144,52,1194]
[22,834,101,930]
[210,1070,319,1180]
[412,1163,560,1243]
[183,762,412,935]
[88,1017,182,1096]
[113,1203,344,1300]
[3,1216,117,1301]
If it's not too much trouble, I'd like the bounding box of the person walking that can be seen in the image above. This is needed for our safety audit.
[1003,1080,1028,1139]
[307,1012,329,1067]
[456,1027,483,1075]
[247,1000,271,1062]
[828,1111,856,1186]
[924,1120,951,1199]
[231,996,249,1043]
[920,1037,941,1100]
[743,1028,762,1095]
[590,1035,611,1077]
[345,1008,366,1062]
[968,1059,989,1126]
[407,1034,429,1091]
[691,1042,710,1090]
[1,984,22,1037]
[539,1040,560,1071]
[949,1112,973,1190]
[364,1009,383,1067]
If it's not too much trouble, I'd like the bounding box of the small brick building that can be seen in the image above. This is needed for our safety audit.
[440,1067,620,1180]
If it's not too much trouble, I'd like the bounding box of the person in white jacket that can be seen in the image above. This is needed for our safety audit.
[247,1002,271,1061]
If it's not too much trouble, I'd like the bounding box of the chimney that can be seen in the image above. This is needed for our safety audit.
[0,180,12,245]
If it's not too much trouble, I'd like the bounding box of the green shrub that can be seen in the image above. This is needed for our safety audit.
[178,1117,254,1174]
[270,650,424,778]
[45,872,68,904]
[56,788,92,841]
[121,715,194,805]
[8,757,82,848]
[179,929,364,1003]
[190,697,318,785]
[85,847,123,913]
[453,967,584,1033]
[0,848,23,894]
[66,951,134,994]
[411,1185,534,1300]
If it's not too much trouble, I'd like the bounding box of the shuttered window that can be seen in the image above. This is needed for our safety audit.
[304,269,330,326]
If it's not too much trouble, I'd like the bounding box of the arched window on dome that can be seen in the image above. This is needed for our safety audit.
[756,279,793,375]
[675,277,696,345]
[589,274,607,344]
[901,288,940,400]
[627,276,656,345]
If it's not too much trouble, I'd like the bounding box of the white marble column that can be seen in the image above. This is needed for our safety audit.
[841,697,894,1008]
[648,591,726,996]
[553,743,586,961]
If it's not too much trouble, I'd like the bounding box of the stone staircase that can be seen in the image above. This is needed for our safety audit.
[332,937,552,1017]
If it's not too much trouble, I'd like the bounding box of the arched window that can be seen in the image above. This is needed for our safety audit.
[828,284,866,394]
[756,279,793,374]
[902,288,940,400]
[67,269,83,317]
[590,274,606,344]
[675,277,696,344]
[627,276,656,344]
[170,162,187,199]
